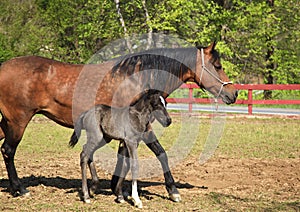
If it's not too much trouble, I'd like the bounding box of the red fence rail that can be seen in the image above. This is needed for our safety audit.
[166,84,300,115]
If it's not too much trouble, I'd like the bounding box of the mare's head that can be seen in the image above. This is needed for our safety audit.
[193,42,238,104]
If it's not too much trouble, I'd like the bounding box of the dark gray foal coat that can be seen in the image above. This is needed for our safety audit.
[69,91,171,205]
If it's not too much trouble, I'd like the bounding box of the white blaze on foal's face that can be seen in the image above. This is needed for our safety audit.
[159,96,166,108]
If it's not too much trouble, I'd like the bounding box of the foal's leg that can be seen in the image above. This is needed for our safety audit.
[0,117,31,196]
[131,179,141,208]
[87,160,99,196]
[125,140,142,208]
[80,150,91,203]
[81,132,107,203]
[143,130,181,202]
[88,137,112,195]
[111,130,181,202]
[111,141,130,203]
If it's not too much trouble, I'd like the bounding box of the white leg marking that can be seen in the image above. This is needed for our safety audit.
[132,180,143,208]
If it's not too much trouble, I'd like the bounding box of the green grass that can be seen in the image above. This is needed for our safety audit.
[17,115,300,160]
[219,117,300,158]
[135,115,300,159]
[18,120,75,154]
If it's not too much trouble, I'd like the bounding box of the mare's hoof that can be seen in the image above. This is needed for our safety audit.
[169,193,181,202]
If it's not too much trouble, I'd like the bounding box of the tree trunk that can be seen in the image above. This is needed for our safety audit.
[264,0,275,99]
[141,0,153,49]
[114,0,133,53]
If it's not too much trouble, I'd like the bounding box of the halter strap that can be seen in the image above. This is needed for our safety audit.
[200,48,233,99]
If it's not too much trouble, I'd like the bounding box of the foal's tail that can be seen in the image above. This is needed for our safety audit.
[69,113,84,148]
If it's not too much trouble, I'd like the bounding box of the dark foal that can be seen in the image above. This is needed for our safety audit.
[69,91,171,208]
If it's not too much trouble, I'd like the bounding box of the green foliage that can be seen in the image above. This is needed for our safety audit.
[0,34,13,63]
[0,0,42,58]
[0,0,299,84]
[220,0,300,84]
[36,0,120,62]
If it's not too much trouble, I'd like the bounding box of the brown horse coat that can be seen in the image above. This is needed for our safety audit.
[0,43,238,197]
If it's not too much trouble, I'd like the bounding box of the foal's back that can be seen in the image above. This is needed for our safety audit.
[95,104,132,140]
[84,95,151,140]
[71,101,147,146]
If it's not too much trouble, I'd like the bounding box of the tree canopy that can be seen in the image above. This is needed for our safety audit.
[0,0,299,85]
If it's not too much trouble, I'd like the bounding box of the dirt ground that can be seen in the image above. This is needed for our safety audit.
[0,114,299,211]
[1,153,299,211]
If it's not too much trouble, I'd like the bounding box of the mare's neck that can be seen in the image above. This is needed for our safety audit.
[112,48,198,98]
[154,70,194,98]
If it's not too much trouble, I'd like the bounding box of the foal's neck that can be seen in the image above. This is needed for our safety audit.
[129,98,151,126]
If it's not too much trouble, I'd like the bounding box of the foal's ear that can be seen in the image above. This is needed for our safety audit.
[147,89,162,99]
[147,89,157,96]
[204,41,217,54]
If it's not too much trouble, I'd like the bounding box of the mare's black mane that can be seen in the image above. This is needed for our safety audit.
[112,47,198,77]
[111,46,221,94]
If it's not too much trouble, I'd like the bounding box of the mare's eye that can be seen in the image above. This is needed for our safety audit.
[214,65,222,70]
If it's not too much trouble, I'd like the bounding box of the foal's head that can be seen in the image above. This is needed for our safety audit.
[147,91,172,127]
[133,90,172,127]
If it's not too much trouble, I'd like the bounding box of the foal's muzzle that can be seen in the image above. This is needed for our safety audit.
[163,117,172,127]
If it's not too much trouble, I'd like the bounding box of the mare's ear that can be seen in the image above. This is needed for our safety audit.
[204,41,217,54]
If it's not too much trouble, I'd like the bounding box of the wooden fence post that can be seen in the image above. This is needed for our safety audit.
[248,88,253,115]
[189,85,193,113]
[167,84,300,114]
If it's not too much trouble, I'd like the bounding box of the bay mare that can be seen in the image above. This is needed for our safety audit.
[0,42,238,201]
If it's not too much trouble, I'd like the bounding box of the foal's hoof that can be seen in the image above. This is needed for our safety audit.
[133,199,143,209]
[23,191,31,197]
[12,188,30,197]
[116,195,125,204]
[169,193,181,202]
[84,198,91,204]
[90,182,99,196]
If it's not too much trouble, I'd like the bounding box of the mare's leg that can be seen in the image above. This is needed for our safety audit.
[143,130,181,202]
[0,122,5,141]
[0,117,31,196]
[125,140,142,208]
[111,141,130,203]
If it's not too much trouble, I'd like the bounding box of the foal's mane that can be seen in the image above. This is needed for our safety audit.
[128,89,157,106]
[112,47,198,77]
